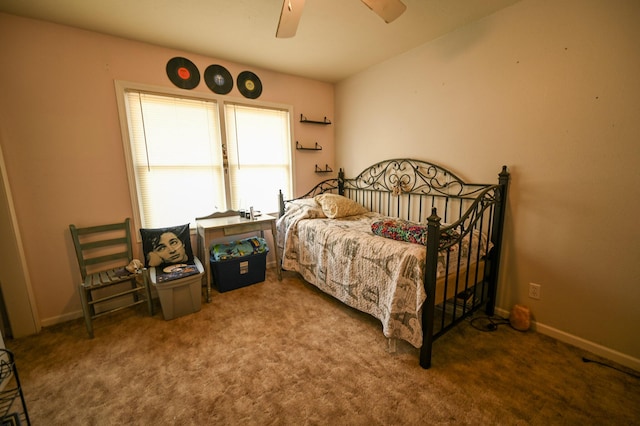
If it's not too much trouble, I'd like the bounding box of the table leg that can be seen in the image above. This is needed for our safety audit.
[198,228,212,303]
[204,257,212,302]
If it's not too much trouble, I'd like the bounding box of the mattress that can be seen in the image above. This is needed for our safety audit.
[277,201,489,348]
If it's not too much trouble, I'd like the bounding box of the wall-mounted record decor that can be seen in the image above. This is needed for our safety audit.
[204,64,233,95]
[166,57,200,89]
[237,71,262,99]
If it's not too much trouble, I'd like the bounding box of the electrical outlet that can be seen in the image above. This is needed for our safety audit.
[529,283,541,300]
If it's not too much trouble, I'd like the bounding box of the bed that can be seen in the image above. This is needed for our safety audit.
[277,158,509,368]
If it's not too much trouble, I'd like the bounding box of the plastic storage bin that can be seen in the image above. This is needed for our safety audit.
[210,237,269,293]
[150,257,204,320]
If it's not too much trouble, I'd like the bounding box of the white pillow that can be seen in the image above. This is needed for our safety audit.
[285,198,326,218]
[314,194,369,218]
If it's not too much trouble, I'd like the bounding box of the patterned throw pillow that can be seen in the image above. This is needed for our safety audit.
[371,218,460,247]
[314,193,369,218]
[140,223,194,268]
[371,218,429,245]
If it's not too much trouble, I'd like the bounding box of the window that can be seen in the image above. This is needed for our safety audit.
[117,83,293,229]
[225,104,292,215]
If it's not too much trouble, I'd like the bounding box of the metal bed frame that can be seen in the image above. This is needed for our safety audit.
[279,158,509,368]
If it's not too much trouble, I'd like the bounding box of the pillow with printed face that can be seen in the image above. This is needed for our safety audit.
[140,224,194,268]
[314,193,369,218]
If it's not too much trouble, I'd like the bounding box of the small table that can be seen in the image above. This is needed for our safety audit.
[196,211,281,302]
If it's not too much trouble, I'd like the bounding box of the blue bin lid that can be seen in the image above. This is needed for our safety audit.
[210,237,269,261]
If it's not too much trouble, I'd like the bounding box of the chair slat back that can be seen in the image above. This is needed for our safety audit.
[70,218,134,280]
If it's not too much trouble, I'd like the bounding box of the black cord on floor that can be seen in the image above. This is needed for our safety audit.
[470,317,639,379]
[582,357,640,379]
[469,315,511,332]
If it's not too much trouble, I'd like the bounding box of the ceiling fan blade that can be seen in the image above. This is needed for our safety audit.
[276,0,306,38]
[361,0,406,23]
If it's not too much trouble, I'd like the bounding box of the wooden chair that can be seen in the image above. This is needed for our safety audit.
[69,218,153,338]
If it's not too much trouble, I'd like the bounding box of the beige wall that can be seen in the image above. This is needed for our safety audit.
[0,13,335,328]
[336,0,640,365]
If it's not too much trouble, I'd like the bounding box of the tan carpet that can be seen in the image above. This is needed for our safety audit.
[6,269,640,425]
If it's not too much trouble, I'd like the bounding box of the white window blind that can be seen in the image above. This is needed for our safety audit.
[121,89,293,229]
[125,92,225,228]
[225,104,292,213]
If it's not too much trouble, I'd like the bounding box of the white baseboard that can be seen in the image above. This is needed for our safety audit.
[40,310,83,328]
[495,307,640,372]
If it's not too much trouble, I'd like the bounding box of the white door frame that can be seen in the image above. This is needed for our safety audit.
[0,141,40,337]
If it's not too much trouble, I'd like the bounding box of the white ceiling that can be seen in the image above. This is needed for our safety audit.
[0,0,521,83]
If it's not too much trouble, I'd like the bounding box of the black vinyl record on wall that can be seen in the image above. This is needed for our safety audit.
[204,64,233,94]
[237,71,262,99]
[166,57,200,89]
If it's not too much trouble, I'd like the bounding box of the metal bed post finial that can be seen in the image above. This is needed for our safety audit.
[278,189,284,217]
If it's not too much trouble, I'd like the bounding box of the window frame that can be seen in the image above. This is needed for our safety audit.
[114,80,295,238]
